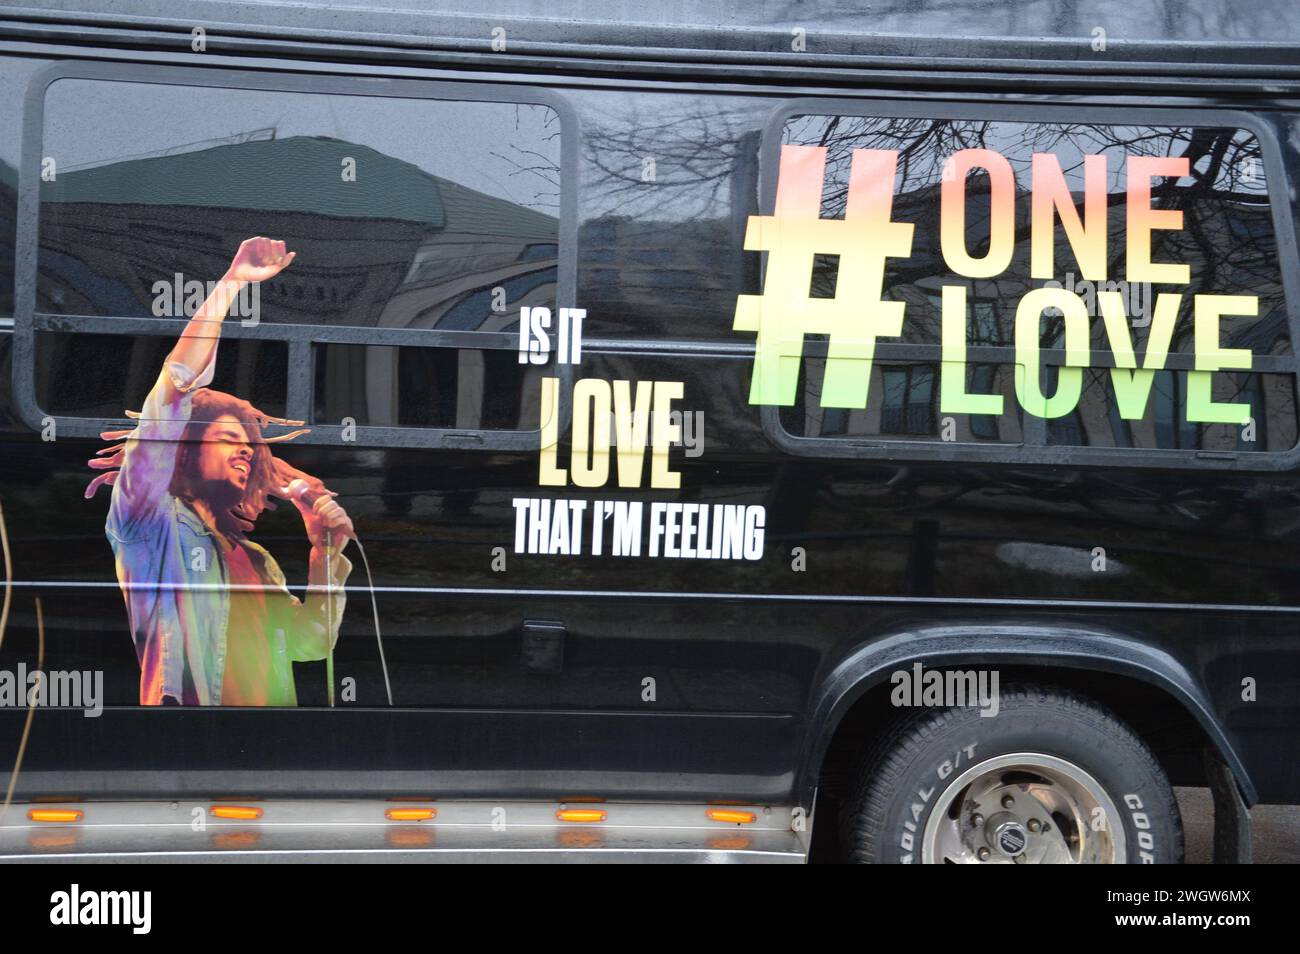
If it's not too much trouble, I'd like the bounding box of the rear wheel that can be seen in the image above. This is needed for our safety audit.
[839,683,1184,863]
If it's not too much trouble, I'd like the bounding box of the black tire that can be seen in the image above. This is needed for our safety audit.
[840,683,1184,864]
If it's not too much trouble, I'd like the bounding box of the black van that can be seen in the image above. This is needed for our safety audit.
[0,0,1297,863]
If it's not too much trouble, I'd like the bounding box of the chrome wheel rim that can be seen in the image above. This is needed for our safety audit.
[920,752,1127,864]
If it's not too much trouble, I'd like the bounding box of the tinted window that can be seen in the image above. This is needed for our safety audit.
[314,343,547,430]
[35,332,287,418]
[759,112,1295,460]
[38,79,561,333]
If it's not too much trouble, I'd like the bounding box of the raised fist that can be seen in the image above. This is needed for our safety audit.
[227,236,296,284]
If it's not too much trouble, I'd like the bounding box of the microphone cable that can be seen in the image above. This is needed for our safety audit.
[293,478,392,707]
[350,533,393,707]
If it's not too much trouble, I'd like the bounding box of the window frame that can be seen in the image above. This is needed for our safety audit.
[12,60,579,450]
[753,97,1300,471]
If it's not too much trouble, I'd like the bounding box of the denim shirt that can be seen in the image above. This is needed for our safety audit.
[105,348,350,706]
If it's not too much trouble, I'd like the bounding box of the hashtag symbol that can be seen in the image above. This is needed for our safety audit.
[734,144,914,407]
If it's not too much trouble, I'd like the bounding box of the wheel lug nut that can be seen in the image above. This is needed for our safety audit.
[1042,822,1051,833]
[1001,795,1015,809]
[1027,819,1041,833]
[978,847,991,861]
[971,813,984,827]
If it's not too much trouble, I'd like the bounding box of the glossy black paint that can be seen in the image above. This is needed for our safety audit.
[0,3,1298,813]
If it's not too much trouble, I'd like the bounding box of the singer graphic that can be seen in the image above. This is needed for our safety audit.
[86,237,355,706]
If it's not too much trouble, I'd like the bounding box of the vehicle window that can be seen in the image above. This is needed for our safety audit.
[39,78,560,332]
[750,111,1297,463]
[24,70,566,445]
[0,58,54,320]
[314,343,545,430]
[35,332,288,418]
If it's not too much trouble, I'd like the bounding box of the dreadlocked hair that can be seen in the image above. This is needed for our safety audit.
[85,386,316,535]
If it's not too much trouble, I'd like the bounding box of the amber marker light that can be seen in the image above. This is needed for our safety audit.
[385,807,437,821]
[209,805,263,820]
[556,809,607,823]
[27,809,83,823]
[706,808,757,824]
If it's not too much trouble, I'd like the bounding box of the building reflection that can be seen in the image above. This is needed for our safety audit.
[35,132,559,433]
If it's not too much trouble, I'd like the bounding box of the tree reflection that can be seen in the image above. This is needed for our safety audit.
[783,114,1288,453]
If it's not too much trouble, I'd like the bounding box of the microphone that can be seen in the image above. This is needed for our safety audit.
[285,477,319,505]
[286,478,351,543]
